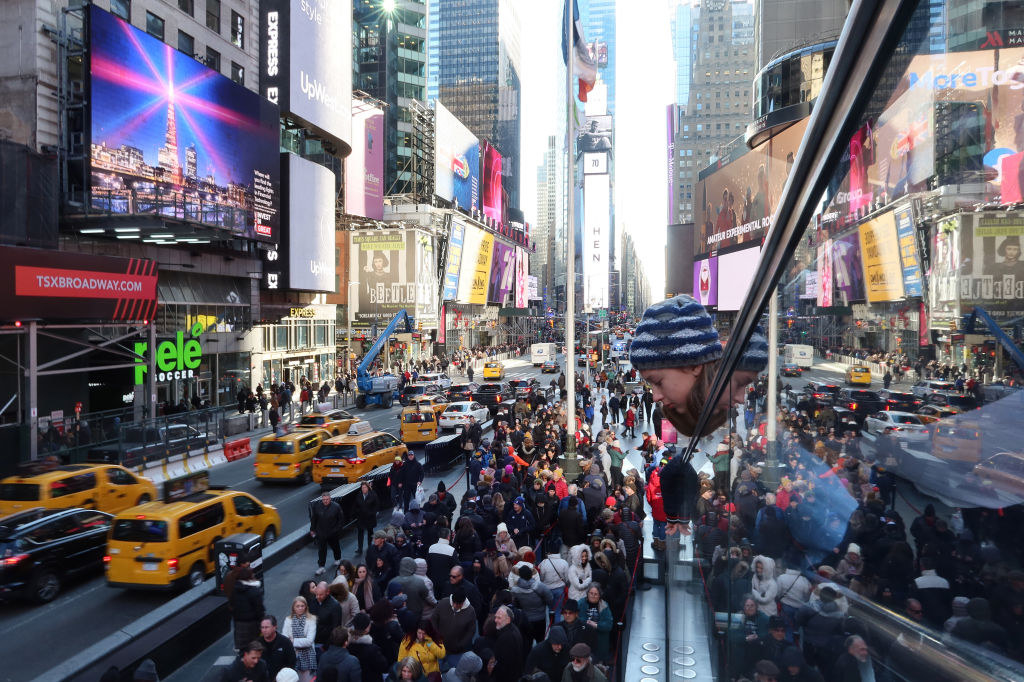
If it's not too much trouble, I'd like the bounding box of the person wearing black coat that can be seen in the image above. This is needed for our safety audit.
[524,625,569,682]
[558,497,587,548]
[348,613,390,682]
[398,450,424,511]
[219,642,270,682]
[259,616,296,679]
[317,626,362,682]
[227,567,265,650]
[354,482,379,554]
[436,481,457,522]
[651,403,663,440]
[310,491,346,572]
[310,583,345,653]
[492,606,525,682]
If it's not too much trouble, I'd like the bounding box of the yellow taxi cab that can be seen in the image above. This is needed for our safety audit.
[399,405,440,444]
[293,409,360,437]
[846,366,872,386]
[482,362,505,380]
[0,463,157,517]
[972,452,1024,497]
[105,471,280,590]
[313,422,408,485]
[408,394,450,415]
[931,419,982,470]
[254,428,331,484]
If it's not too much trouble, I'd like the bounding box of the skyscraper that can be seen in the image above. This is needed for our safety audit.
[436,0,522,210]
[426,0,439,104]
[354,0,428,196]
[534,135,558,305]
[579,0,617,115]
[672,0,699,106]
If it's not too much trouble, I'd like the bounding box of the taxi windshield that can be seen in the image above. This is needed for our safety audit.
[111,519,168,543]
[317,444,360,460]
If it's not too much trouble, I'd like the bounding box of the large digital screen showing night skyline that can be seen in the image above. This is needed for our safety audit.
[88,6,280,241]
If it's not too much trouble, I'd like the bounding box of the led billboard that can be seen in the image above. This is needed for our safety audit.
[481,142,503,222]
[413,231,439,328]
[694,118,807,256]
[577,115,613,156]
[434,102,480,211]
[285,154,335,292]
[488,240,516,304]
[441,218,467,301]
[456,224,493,305]
[692,256,718,308]
[345,106,384,219]
[859,210,906,302]
[717,247,761,312]
[260,0,352,148]
[831,232,866,305]
[89,6,280,241]
[514,247,529,308]
[816,239,834,307]
[583,173,610,310]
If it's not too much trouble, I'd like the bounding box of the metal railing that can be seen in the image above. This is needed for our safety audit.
[85,407,224,469]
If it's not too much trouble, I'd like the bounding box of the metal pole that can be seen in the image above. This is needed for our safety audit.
[28,322,37,460]
[765,288,781,487]
[562,0,579,475]
[147,323,157,418]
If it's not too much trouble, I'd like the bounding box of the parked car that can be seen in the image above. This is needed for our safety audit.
[438,402,490,431]
[926,391,978,413]
[863,411,931,443]
[982,383,1023,403]
[0,508,113,603]
[911,379,956,400]
[836,388,885,421]
[472,383,515,412]
[445,383,479,402]
[780,363,803,378]
[400,383,441,406]
[878,390,923,412]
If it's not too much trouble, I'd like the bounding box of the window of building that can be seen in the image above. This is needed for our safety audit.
[206,47,221,72]
[206,0,221,34]
[230,10,244,49]
[110,0,130,20]
[178,0,194,16]
[178,30,195,56]
[230,61,244,84]
[145,12,165,40]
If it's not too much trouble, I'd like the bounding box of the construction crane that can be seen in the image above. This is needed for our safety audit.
[355,310,412,409]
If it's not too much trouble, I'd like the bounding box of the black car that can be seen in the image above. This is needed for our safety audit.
[509,378,542,400]
[472,382,515,412]
[780,363,803,377]
[399,383,440,406]
[927,391,979,412]
[831,406,863,435]
[787,381,842,411]
[0,507,112,603]
[878,389,923,412]
[445,383,479,402]
[541,361,559,374]
[836,388,885,421]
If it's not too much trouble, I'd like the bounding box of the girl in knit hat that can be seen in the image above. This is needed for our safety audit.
[630,294,769,437]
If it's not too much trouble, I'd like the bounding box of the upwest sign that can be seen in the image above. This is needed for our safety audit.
[134,323,204,385]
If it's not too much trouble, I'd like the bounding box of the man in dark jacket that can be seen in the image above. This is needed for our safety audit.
[559,497,587,548]
[398,449,424,511]
[463,416,483,451]
[310,581,345,654]
[430,585,478,663]
[219,641,269,682]
[524,625,569,682]
[366,530,400,583]
[310,491,345,574]
[389,556,437,621]
[559,601,587,649]
[317,626,362,682]
[492,605,524,682]
[831,635,876,682]
[354,482,379,554]
[348,613,390,682]
[259,616,295,679]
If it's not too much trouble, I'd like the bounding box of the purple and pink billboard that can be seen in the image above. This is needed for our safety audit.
[488,240,516,304]
[692,256,718,307]
[832,232,866,305]
[345,107,384,219]
[482,142,503,222]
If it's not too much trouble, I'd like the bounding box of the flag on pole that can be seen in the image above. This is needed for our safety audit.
[562,0,597,102]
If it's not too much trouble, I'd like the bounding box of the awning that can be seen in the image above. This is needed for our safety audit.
[158,271,248,306]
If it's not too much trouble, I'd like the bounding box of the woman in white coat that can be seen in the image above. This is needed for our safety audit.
[750,555,779,618]
[283,596,317,682]
[567,544,593,601]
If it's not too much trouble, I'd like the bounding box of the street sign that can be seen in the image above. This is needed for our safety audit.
[598,309,607,319]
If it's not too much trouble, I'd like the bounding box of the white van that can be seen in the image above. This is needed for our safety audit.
[531,343,557,366]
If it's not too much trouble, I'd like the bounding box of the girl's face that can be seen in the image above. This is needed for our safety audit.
[581,550,589,564]
[713,371,759,413]
[357,566,368,579]
[640,366,702,411]
[293,599,307,615]
[401,666,414,680]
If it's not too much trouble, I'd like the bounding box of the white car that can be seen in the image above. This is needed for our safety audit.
[863,411,930,442]
[416,372,452,390]
[438,401,489,431]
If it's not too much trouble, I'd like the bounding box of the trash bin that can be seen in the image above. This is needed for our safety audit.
[214,533,264,594]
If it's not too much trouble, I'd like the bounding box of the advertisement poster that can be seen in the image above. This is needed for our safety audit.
[481,143,503,222]
[583,173,611,310]
[960,213,1024,319]
[816,239,834,307]
[456,224,484,303]
[414,231,439,328]
[0,247,158,321]
[433,102,480,210]
[90,6,280,241]
[514,247,529,308]
[694,118,806,256]
[527,275,539,301]
[577,115,613,156]
[859,210,906,302]
[832,232,866,305]
[259,0,352,146]
[716,247,760,312]
[470,231,495,305]
[928,216,962,324]
[692,256,718,307]
[488,240,516,304]
[286,154,336,292]
[442,219,466,301]
[350,230,416,324]
[801,271,818,299]
[894,205,924,297]
[345,107,384,219]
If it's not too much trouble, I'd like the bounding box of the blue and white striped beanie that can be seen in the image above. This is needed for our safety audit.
[737,326,770,373]
[630,295,722,371]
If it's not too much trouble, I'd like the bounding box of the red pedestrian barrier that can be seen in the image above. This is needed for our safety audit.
[223,437,252,461]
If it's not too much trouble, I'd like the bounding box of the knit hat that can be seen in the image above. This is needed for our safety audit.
[547,625,568,646]
[737,326,770,373]
[456,652,483,676]
[950,596,970,618]
[497,523,508,534]
[276,670,300,682]
[846,543,861,556]
[630,295,722,371]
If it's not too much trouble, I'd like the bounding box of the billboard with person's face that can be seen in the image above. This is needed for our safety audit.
[831,232,866,305]
[434,102,480,211]
[488,240,516,304]
[349,230,420,325]
[481,142,503,222]
[692,256,718,307]
[89,6,280,241]
[958,212,1024,319]
[413,231,439,328]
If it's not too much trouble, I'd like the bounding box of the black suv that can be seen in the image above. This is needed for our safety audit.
[878,389,923,412]
[0,507,112,603]
[509,378,544,400]
[836,388,885,421]
[445,383,479,402]
[399,383,440,406]
[472,383,515,412]
[787,381,842,411]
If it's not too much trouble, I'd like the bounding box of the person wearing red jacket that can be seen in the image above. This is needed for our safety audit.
[646,463,668,550]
